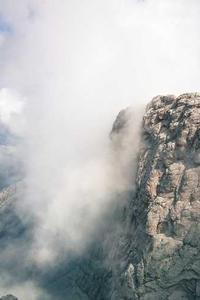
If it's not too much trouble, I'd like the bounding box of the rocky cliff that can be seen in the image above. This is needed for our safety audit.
[109,93,200,300]
[1,93,200,300]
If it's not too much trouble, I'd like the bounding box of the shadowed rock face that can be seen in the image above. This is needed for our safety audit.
[1,93,200,300]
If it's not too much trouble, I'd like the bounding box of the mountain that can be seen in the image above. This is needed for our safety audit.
[108,92,200,299]
[1,93,200,299]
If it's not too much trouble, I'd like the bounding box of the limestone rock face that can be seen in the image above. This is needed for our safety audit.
[114,93,200,299]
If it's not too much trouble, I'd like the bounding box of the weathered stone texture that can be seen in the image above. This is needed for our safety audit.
[115,93,200,300]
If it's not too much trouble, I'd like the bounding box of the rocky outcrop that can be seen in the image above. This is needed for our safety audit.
[111,93,200,299]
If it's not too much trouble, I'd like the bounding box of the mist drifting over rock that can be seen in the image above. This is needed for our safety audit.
[0,0,200,299]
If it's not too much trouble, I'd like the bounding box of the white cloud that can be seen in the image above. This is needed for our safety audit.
[0,88,24,134]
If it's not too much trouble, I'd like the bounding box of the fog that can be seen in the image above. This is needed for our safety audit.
[0,0,200,298]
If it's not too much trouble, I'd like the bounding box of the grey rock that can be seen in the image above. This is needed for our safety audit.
[110,93,200,299]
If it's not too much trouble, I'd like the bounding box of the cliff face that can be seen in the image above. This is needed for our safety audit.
[111,93,200,300]
[1,93,200,300]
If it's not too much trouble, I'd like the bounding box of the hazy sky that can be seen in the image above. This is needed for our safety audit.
[0,1,200,299]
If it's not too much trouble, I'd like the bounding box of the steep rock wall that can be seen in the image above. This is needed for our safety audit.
[112,93,200,300]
